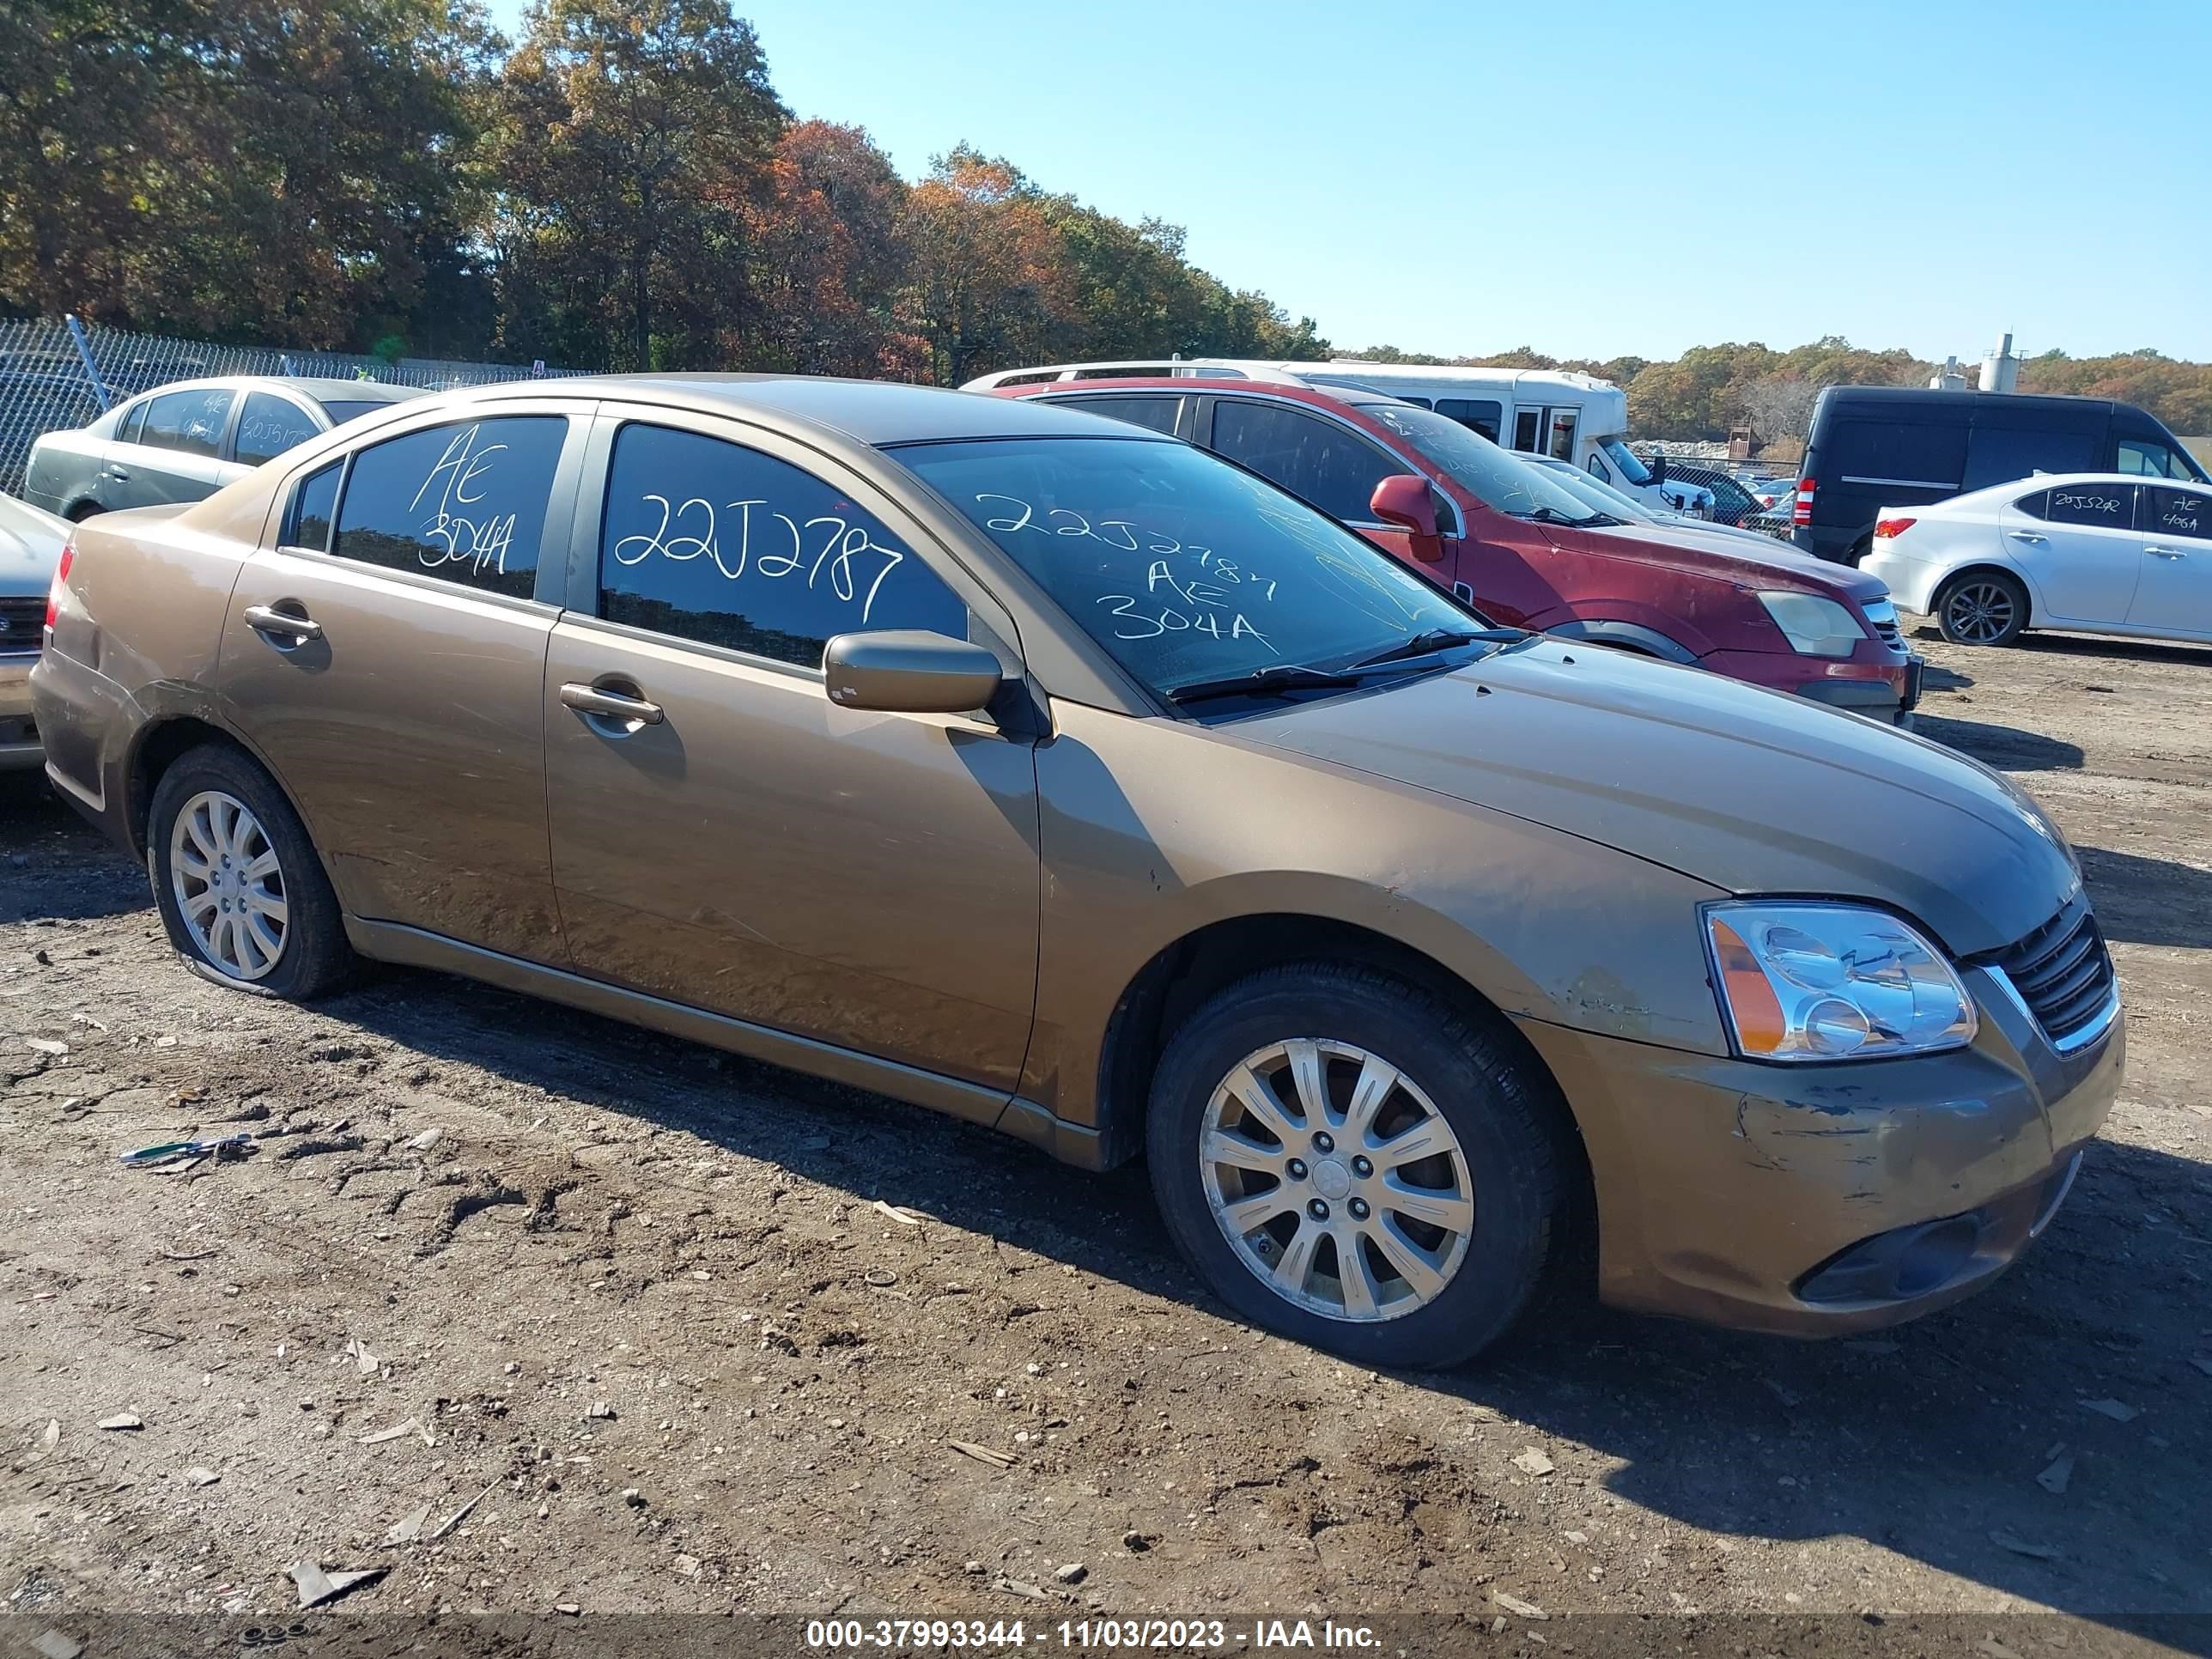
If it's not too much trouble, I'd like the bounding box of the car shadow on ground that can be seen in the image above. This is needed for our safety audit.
[2075,844,2212,948]
[325,967,2212,1627]
[0,775,148,922]
[1911,626,2212,670]
[1911,713,2085,772]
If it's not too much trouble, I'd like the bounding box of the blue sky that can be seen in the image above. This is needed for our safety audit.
[485,0,2211,363]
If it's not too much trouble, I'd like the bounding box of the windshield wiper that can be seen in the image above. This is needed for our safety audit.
[1346,626,1526,670]
[1519,507,1607,527]
[1165,664,1368,706]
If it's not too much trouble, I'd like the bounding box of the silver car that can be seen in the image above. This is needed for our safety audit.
[22,377,424,520]
[0,489,70,769]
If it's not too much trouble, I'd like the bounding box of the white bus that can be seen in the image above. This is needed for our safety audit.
[961,358,1712,517]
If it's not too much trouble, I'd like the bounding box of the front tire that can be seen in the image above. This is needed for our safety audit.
[148,744,355,1000]
[1935,569,2028,647]
[1145,964,1570,1370]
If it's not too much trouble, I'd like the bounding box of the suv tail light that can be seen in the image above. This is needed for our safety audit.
[1792,479,1815,527]
[45,541,75,634]
[1874,517,1917,540]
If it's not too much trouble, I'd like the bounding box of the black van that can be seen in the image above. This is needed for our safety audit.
[1792,386,2208,563]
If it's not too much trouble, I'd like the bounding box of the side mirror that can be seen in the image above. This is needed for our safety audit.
[823,630,1003,714]
[1369,473,1447,563]
[1647,453,1668,488]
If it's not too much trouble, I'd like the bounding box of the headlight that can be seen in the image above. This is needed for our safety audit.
[1757,590,1866,657]
[1704,902,1977,1062]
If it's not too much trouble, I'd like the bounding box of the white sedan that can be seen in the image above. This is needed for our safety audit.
[1861,472,2212,647]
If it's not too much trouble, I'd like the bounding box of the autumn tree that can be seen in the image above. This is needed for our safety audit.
[489,0,786,369]
[744,121,906,377]
[895,148,1073,385]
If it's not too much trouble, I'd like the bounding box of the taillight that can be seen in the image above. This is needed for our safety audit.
[1874,517,1917,540]
[1792,478,1816,527]
[46,541,74,633]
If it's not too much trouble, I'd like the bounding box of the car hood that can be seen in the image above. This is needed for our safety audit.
[1237,640,2075,957]
[1564,520,1891,605]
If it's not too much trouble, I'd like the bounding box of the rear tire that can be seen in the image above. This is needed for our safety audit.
[148,744,355,1000]
[1935,569,2028,647]
[1145,963,1570,1370]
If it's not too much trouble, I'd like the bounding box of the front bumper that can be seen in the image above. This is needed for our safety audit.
[0,653,41,771]
[1700,643,1918,721]
[1514,963,2122,1337]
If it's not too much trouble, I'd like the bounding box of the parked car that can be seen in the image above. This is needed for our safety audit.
[0,490,70,770]
[1862,474,2212,647]
[1521,453,1799,554]
[1000,376,1919,723]
[1656,460,1765,527]
[33,374,2118,1366]
[963,358,1717,518]
[1793,386,2209,566]
[23,377,426,520]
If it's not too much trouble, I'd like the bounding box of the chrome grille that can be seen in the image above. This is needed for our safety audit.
[1990,896,2116,1046]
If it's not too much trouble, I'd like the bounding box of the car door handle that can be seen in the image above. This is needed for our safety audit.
[104,466,130,481]
[2007,530,2046,544]
[559,682,665,725]
[2146,545,2187,559]
[242,604,323,642]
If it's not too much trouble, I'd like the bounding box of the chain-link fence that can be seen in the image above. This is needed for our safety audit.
[1631,444,1800,538]
[0,316,580,499]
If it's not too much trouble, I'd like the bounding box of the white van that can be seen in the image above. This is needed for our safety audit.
[961,358,1713,518]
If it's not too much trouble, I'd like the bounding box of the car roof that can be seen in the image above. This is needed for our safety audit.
[1819,386,2116,416]
[122,375,428,405]
[1942,471,2201,506]
[459,372,1187,446]
[1002,374,1400,415]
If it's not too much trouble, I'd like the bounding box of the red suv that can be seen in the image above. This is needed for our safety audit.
[997,378,1919,721]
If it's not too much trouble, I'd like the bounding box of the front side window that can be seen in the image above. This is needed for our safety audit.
[2144,485,2212,542]
[1363,404,1607,524]
[890,436,1475,697]
[598,424,969,668]
[1597,436,1651,486]
[2045,483,2136,530]
[234,392,319,468]
[330,416,566,599]
[138,388,235,459]
[1212,401,1413,525]
[2117,437,2197,480]
[1051,394,1182,435]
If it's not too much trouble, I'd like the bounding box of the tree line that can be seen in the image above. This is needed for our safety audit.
[4,0,2205,442]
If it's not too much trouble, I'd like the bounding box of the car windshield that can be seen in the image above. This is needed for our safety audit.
[1597,436,1653,485]
[890,436,1484,698]
[318,398,397,427]
[1531,460,1656,521]
[1357,404,1607,524]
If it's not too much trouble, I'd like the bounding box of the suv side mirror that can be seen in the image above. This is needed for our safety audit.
[1370,473,1446,562]
[823,630,1004,714]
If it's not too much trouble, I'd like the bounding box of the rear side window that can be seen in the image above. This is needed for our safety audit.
[234,393,319,468]
[138,388,235,459]
[1826,418,1966,489]
[330,416,567,599]
[1963,426,2097,490]
[2144,486,2212,541]
[287,461,342,551]
[1051,394,1181,435]
[1212,401,1412,525]
[596,423,969,668]
[2045,483,2136,529]
[1436,398,1503,441]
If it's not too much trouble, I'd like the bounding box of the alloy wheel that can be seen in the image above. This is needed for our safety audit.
[170,789,289,981]
[1945,580,2016,643]
[1199,1038,1474,1322]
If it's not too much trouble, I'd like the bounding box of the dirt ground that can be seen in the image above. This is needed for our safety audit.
[2,624,2208,1653]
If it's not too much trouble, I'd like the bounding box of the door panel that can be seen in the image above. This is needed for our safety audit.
[2130,486,2212,635]
[543,620,1042,1090]
[218,552,567,957]
[215,410,580,960]
[2002,484,2142,623]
